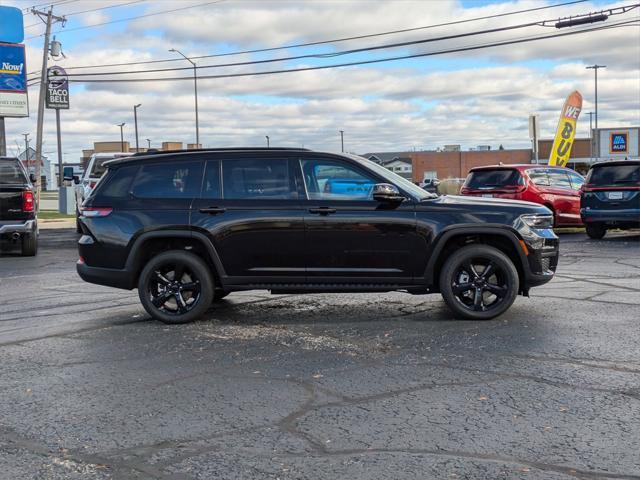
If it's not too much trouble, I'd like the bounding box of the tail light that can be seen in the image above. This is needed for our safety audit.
[89,181,97,189]
[82,207,112,217]
[22,190,35,212]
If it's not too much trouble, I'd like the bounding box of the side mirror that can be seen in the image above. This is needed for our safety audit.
[372,183,404,203]
[29,173,36,183]
[73,175,80,185]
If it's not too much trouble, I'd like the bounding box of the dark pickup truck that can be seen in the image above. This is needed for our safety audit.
[0,157,38,256]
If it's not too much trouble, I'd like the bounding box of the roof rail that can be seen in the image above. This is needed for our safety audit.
[130,147,310,157]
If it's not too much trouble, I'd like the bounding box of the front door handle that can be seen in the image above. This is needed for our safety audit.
[308,207,337,215]
[199,207,226,215]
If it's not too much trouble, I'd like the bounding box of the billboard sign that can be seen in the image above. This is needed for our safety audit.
[610,132,628,154]
[46,66,70,109]
[548,91,582,167]
[0,6,24,44]
[0,42,28,117]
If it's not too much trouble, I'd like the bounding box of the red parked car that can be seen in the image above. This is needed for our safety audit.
[461,165,585,226]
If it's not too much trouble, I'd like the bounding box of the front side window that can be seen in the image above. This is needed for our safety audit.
[301,159,377,200]
[132,161,203,198]
[568,172,584,190]
[222,158,296,200]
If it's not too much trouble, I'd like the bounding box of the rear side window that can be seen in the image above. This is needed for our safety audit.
[95,166,139,199]
[222,158,296,200]
[548,170,572,189]
[202,160,221,199]
[587,164,640,186]
[132,161,203,198]
[527,169,550,186]
[0,161,26,184]
[465,169,523,189]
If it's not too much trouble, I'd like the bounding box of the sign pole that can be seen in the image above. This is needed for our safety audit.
[56,108,62,188]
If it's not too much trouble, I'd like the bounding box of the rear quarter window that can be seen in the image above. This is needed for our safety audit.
[93,166,139,199]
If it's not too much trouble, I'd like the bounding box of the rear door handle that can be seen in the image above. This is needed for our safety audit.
[199,207,226,215]
[308,207,336,215]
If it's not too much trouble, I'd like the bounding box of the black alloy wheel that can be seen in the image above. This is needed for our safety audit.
[440,244,519,320]
[138,250,214,324]
[585,223,606,239]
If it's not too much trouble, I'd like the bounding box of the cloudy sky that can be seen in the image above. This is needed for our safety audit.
[3,0,639,161]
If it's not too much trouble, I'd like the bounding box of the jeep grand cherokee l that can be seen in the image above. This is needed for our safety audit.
[76,148,559,324]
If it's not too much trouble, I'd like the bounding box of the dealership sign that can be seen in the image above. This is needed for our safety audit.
[46,66,70,109]
[0,6,24,44]
[610,132,628,154]
[0,42,28,117]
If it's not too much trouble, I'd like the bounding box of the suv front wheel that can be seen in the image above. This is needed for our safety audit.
[439,244,519,320]
[138,250,214,324]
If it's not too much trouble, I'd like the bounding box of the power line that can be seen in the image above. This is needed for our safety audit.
[22,0,79,14]
[56,4,640,78]
[45,0,590,71]
[65,18,637,84]
[25,0,227,39]
[24,0,147,29]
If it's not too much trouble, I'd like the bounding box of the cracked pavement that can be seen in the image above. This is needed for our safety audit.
[1,229,639,479]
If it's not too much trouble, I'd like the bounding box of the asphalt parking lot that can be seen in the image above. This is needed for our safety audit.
[1,228,639,479]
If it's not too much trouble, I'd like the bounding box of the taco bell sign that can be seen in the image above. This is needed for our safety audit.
[46,66,69,109]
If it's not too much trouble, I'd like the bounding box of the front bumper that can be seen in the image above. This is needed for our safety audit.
[0,219,37,236]
[519,227,559,290]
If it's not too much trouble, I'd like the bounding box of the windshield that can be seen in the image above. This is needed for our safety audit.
[91,157,117,178]
[465,169,523,189]
[0,161,27,185]
[346,154,434,200]
[587,164,640,186]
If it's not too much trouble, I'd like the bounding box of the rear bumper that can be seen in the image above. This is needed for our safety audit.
[77,260,135,290]
[581,208,640,226]
[0,219,37,236]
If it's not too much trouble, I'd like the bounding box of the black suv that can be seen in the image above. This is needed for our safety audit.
[0,157,38,256]
[76,148,559,323]
[581,160,640,239]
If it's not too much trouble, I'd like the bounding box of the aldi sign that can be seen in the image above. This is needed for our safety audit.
[0,42,28,117]
[610,132,628,154]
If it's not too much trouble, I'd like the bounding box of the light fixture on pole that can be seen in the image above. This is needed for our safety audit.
[265,135,270,148]
[169,48,199,147]
[133,104,141,152]
[146,138,151,149]
[117,123,125,152]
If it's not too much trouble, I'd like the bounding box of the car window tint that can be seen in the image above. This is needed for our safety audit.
[202,160,221,198]
[548,170,572,189]
[588,164,640,186]
[300,159,377,200]
[527,169,550,186]
[222,158,296,200]
[465,169,522,189]
[0,161,26,184]
[132,161,203,198]
[91,157,117,178]
[96,166,138,198]
[568,172,584,190]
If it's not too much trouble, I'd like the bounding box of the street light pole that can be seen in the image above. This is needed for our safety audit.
[146,138,151,149]
[117,123,125,152]
[133,104,141,152]
[339,130,344,153]
[265,136,270,148]
[586,65,605,160]
[169,49,199,147]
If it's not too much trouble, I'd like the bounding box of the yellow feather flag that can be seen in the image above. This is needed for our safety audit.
[548,91,583,167]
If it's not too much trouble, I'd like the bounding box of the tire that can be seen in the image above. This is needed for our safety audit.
[585,223,606,239]
[21,233,38,257]
[76,209,82,234]
[439,244,519,320]
[138,250,214,324]
[212,290,229,302]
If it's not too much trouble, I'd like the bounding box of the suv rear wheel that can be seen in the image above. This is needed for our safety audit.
[21,233,38,256]
[439,244,519,320]
[585,223,606,239]
[138,250,214,324]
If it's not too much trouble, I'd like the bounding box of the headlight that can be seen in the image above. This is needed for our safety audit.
[519,214,553,229]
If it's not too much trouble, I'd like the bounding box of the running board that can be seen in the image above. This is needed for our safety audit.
[226,283,429,294]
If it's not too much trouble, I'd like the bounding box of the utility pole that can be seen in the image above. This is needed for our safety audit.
[117,123,125,152]
[588,111,594,161]
[22,133,30,171]
[339,130,344,153]
[586,65,605,161]
[32,7,65,200]
[169,49,199,147]
[133,104,141,152]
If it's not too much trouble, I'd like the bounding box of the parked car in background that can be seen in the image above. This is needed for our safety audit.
[73,152,131,232]
[76,148,559,324]
[581,160,640,239]
[436,177,465,195]
[0,157,38,256]
[421,178,440,193]
[461,165,584,227]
